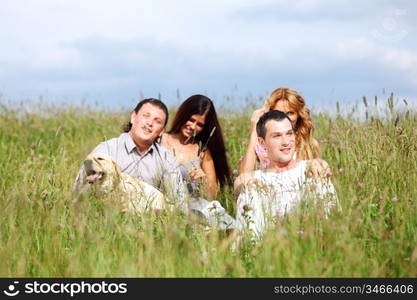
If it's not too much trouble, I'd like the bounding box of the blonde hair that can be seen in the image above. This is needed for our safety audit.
[263,87,320,159]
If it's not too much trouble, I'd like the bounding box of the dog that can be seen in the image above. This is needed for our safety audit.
[74,152,165,214]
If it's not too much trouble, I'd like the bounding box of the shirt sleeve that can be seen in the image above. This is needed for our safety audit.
[158,149,190,212]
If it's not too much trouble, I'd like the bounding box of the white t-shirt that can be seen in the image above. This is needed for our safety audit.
[236,160,337,240]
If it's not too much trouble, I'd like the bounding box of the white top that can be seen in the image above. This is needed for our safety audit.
[236,160,337,240]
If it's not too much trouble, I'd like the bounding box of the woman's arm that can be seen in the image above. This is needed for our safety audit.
[191,149,218,200]
[238,108,266,174]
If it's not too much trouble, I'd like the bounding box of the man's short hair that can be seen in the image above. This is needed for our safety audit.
[256,110,293,139]
[123,98,169,132]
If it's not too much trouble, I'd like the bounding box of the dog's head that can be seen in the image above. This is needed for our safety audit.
[82,153,121,194]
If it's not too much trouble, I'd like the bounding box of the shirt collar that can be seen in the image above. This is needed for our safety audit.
[124,132,155,155]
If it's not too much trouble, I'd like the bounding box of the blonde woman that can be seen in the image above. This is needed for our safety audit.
[238,87,328,178]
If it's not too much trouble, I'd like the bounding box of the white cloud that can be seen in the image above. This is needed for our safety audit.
[0,0,416,107]
[335,37,417,85]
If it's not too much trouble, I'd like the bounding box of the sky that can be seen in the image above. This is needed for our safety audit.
[1,0,416,112]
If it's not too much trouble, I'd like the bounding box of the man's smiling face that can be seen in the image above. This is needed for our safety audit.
[130,102,166,147]
[258,118,296,165]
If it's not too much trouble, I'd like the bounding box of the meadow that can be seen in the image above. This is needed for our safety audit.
[0,95,416,277]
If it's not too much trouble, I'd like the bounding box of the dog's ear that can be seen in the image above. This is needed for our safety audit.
[112,160,122,181]
[73,166,86,193]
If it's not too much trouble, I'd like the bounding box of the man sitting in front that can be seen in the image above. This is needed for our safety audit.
[234,110,338,241]
[73,98,188,211]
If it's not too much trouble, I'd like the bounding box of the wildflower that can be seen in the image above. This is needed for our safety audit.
[356,183,364,188]
[297,230,305,236]
[242,204,251,212]
[391,197,398,202]
[338,168,345,175]
[255,143,270,168]
[232,169,238,175]
[225,261,234,273]
[379,195,385,202]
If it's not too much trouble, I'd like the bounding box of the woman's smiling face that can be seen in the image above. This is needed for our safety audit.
[180,114,206,139]
[272,100,299,125]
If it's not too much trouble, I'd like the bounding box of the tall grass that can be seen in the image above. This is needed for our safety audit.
[0,96,416,277]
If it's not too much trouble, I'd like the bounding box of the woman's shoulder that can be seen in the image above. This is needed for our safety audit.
[162,133,193,149]
[158,134,177,157]
[159,133,169,146]
[200,146,212,158]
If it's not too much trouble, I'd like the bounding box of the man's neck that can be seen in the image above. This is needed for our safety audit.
[266,159,297,173]
[129,132,152,155]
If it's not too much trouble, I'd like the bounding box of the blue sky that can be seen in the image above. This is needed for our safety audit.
[1,0,416,111]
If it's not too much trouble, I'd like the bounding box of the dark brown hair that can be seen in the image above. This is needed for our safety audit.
[168,94,231,187]
[123,98,169,132]
[256,109,294,139]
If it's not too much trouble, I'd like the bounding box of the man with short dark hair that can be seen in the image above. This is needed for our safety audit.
[74,98,188,211]
[234,110,338,240]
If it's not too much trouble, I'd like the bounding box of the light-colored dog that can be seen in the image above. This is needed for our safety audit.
[75,152,165,214]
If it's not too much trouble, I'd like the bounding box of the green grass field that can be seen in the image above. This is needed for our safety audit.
[1,96,416,277]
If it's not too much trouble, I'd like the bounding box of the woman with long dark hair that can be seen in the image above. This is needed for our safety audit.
[161,94,234,230]
[162,94,231,199]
